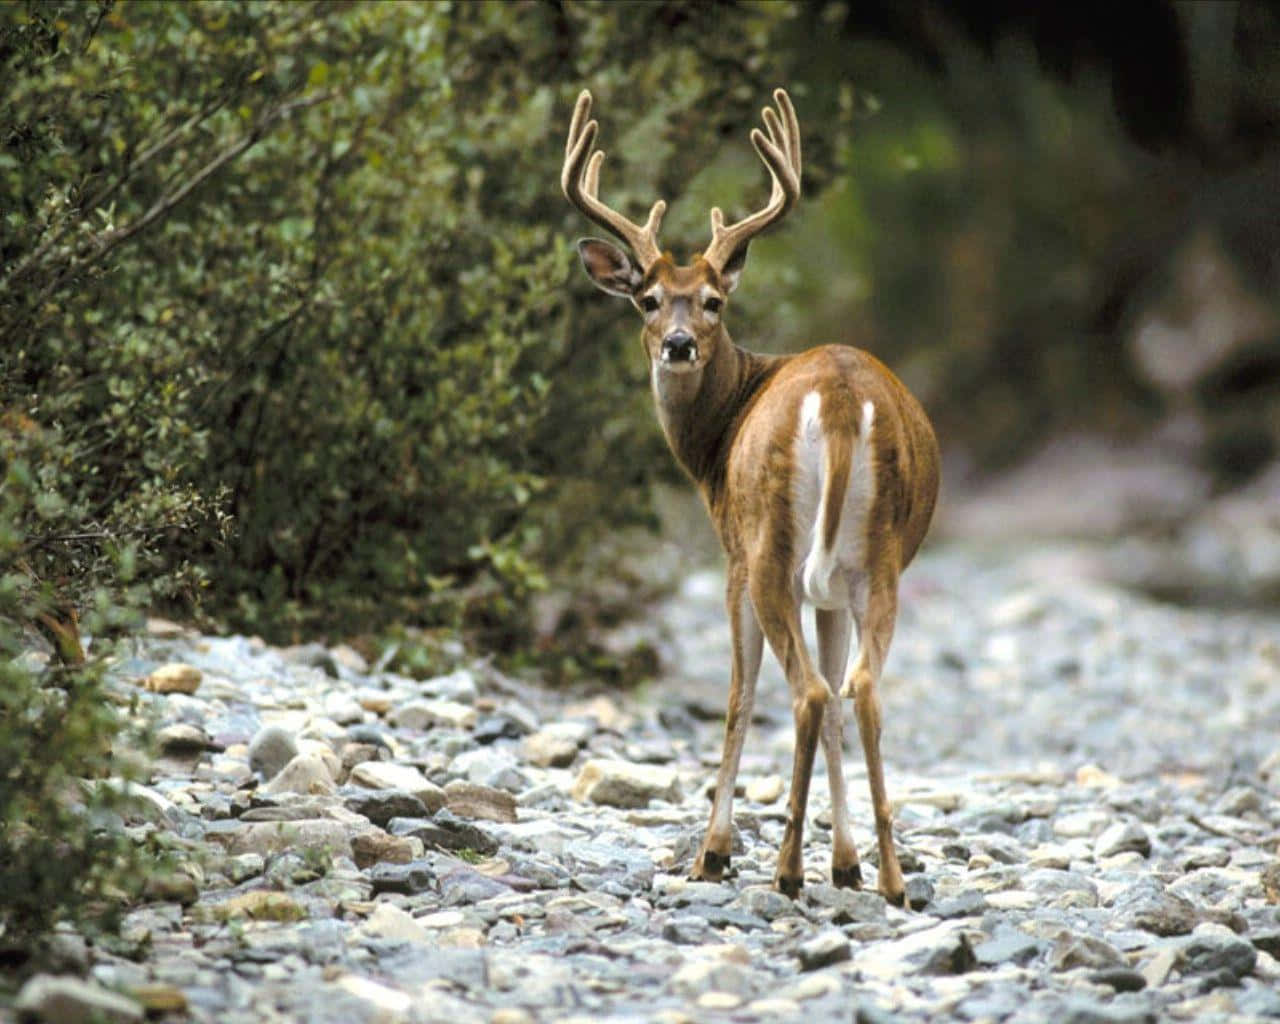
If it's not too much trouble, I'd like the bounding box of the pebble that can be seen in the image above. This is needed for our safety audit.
[40,541,1277,1024]
[142,662,202,694]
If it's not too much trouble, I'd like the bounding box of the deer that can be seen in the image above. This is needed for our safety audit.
[561,87,939,904]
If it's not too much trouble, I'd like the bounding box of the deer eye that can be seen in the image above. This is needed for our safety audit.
[640,295,660,313]
[704,296,723,314]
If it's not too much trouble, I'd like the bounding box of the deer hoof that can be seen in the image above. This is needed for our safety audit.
[692,848,730,881]
[775,873,804,899]
[832,863,863,889]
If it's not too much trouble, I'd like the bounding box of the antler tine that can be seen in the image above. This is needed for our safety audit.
[703,88,802,272]
[561,89,665,269]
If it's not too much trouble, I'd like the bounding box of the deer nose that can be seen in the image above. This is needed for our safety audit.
[661,330,697,363]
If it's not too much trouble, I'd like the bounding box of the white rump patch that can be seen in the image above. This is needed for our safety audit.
[797,396,877,609]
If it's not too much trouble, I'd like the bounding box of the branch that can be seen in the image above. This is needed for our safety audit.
[92,90,334,260]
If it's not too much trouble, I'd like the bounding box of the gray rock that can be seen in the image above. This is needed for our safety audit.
[572,758,682,808]
[261,752,335,795]
[1180,933,1257,980]
[974,925,1043,967]
[1060,997,1158,1024]
[14,974,143,1023]
[1096,820,1152,858]
[798,929,852,970]
[343,787,429,827]
[248,725,299,781]
[1089,968,1148,992]
[1114,880,1200,936]
[388,811,499,856]
[369,860,437,896]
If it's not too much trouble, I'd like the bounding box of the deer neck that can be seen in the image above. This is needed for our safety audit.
[650,329,778,499]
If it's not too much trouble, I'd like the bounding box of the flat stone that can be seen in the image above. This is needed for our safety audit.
[348,761,446,810]
[357,902,430,944]
[797,929,851,970]
[219,819,354,860]
[1089,967,1148,992]
[142,663,202,694]
[369,860,437,896]
[350,829,418,868]
[974,925,1043,966]
[155,723,211,754]
[444,779,517,823]
[389,811,500,856]
[343,787,430,827]
[572,758,682,808]
[15,974,143,1023]
[390,698,477,731]
[1054,809,1110,838]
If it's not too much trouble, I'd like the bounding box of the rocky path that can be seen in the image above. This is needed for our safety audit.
[10,542,1280,1024]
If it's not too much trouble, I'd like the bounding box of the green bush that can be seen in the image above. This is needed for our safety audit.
[0,0,801,645]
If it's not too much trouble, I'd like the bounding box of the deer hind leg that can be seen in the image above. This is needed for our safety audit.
[815,607,860,888]
[841,561,905,905]
[693,567,763,882]
[750,568,830,898]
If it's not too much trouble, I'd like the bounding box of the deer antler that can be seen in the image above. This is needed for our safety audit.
[561,90,666,269]
[702,89,802,272]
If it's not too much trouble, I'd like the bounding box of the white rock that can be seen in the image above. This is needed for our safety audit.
[745,775,784,804]
[261,752,335,796]
[347,760,443,806]
[332,975,412,1022]
[357,903,430,944]
[15,974,143,1023]
[389,698,477,731]
[1053,809,1110,838]
[572,759,682,808]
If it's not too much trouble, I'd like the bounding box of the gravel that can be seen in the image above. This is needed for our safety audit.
[10,539,1280,1024]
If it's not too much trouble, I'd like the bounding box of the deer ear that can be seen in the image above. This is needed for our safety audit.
[720,243,749,293]
[578,238,642,298]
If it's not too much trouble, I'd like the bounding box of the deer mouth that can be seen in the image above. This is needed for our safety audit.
[659,337,699,368]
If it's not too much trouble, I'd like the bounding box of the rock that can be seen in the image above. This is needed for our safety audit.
[142,662,202,694]
[350,829,419,868]
[348,761,446,809]
[356,902,430,944]
[1115,881,1201,936]
[1095,820,1152,858]
[1054,809,1110,838]
[572,759,682,808]
[389,812,500,856]
[797,929,851,970]
[126,984,188,1016]
[198,890,307,923]
[973,925,1043,966]
[745,775,784,804]
[1060,997,1158,1024]
[343,787,430,827]
[331,975,413,1020]
[369,860,437,896]
[390,698,477,731]
[1050,933,1125,970]
[1089,968,1148,992]
[669,959,759,1000]
[1180,932,1257,980]
[443,780,518,823]
[248,725,299,781]
[523,723,589,768]
[261,752,335,795]
[14,974,143,1023]
[219,819,354,860]
[155,723,212,755]
[855,922,978,978]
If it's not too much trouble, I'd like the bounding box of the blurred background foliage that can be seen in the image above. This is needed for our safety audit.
[3,0,1279,649]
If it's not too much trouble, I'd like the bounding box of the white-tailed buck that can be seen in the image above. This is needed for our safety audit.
[562,88,939,903]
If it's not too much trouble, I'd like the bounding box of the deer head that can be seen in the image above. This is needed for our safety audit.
[563,89,802,375]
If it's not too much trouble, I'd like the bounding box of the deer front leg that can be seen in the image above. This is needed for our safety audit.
[843,565,904,905]
[693,569,763,882]
[816,608,861,889]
